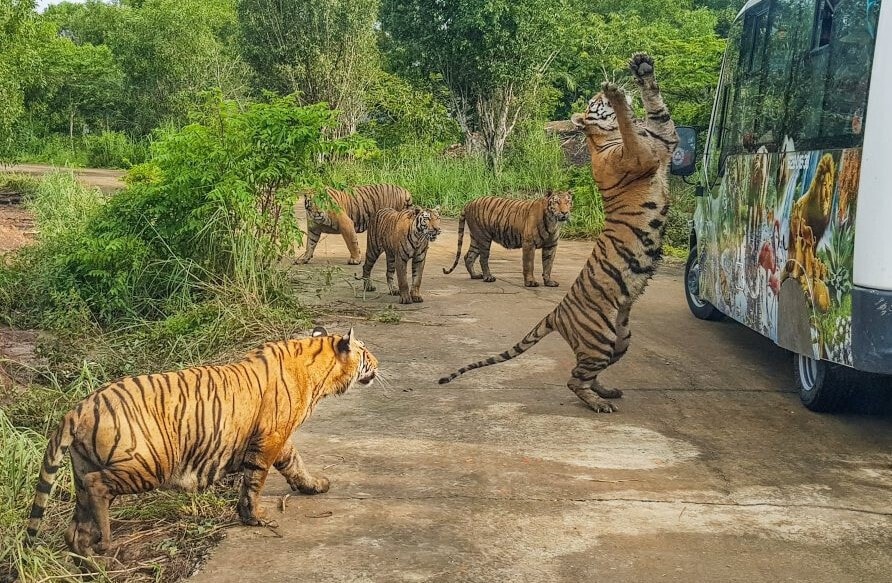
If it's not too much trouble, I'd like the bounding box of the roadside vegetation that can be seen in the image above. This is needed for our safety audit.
[1,0,739,579]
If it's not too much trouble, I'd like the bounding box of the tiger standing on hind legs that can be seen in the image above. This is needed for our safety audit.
[439,53,678,413]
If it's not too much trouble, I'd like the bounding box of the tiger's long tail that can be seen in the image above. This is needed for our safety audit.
[26,411,77,539]
[442,210,466,274]
[439,312,555,383]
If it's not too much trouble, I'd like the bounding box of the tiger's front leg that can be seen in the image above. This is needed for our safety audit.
[336,215,362,265]
[274,440,330,495]
[295,225,322,264]
[411,250,427,303]
[629,53,676,140]
[541,243,559,287]
[394,257,413,304]
[522,242,538,287]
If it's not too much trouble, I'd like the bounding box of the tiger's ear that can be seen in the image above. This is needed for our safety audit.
[413,206,422,215]
[543,189,553,198]
[311,326,327,337]
[337,327,354,354]
[571,113,586,130]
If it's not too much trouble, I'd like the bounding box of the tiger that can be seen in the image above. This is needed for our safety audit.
[360,206,442,304]
[296,184,413,265]
[442,190,573,287]
[25,327,378,556]
[439,53,678,413]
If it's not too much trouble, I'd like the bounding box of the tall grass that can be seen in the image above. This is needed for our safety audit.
[329,125,607,238]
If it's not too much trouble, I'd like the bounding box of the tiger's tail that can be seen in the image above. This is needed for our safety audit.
[26,411,77,540]
[438,312,555,383]
[442,210,466,274]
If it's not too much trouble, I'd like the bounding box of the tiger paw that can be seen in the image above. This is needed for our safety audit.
[470,273,484,280]
[629,52,655,81]
[347,258,361,265]
[295,255,311,264]
[524,280,539,288]
[239,507,269,526]
[601,81,624,102]
[483,275,496,283]
[399,294,413,304]
[544,279,559,287]
[363,282,376,292]
[411,294,424,303]
[297,476,330,495]
[592,385,623,399]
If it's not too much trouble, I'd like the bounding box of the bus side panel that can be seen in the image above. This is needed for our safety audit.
[697,147,860,367]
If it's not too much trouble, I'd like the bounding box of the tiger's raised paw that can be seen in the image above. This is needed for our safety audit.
[629,53,655,81]
[297,476,330,495]
[600,81,624,102]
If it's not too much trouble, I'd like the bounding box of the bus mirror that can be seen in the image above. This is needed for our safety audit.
[671,126,697,177]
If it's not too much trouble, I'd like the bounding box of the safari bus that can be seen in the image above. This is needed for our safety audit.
[674,0,892,411]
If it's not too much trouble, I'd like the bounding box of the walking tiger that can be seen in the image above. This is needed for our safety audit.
[439,54,678,413]
[296,184,413,265]
[361,206,442,304]
[26,327,378,555]
[442,191,573,287]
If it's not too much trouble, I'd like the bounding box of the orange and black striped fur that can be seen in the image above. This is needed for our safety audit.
[26,328,378,556]
[439,54,677,413]
[361,206,442,304]
[296,184,413,265]
[443,191,573,287]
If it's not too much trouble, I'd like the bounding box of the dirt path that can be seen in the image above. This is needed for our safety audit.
[191,216,892,582]
[4,164,125,192]
[3,167,890,580]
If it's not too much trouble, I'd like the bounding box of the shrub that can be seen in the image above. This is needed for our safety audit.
[83,130,147,168]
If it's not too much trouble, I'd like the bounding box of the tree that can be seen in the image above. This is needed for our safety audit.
[555,0,725,129]
[381,0,568,169]
[237,0,380,136]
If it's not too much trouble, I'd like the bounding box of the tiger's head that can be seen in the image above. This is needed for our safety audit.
[413,206,442,242]
[310,327,379,393]
[545,190,573,222]
[304,194,329,224]
[571,88,633,136]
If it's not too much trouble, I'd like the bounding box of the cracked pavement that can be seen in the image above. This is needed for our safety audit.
[190,213,892,582]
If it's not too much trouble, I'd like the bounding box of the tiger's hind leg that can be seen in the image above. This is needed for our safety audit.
[567,354,623,413]
[464,237,484,280]
[478,242,496,283]
[65,479,99,556]
[82,470,120,554]
[274,440,329,495]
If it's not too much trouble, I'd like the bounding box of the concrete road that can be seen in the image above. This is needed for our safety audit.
[191,216,892,582]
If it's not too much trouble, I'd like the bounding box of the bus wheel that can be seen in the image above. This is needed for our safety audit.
[795,354,850,412]
[684,245,723,321]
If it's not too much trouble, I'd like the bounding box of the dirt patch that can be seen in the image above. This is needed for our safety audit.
[0,205,36,254]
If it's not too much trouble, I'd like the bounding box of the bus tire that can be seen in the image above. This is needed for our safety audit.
[795,353,850,413]
[684,244,723,321]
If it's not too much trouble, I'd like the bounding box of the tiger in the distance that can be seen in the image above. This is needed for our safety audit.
[26,327,378,556]
[361,206,442,304]
[442,190,573,287]
[439,53,678,413]
[296,184,413,265]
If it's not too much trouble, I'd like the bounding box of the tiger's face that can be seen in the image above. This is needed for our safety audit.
[571,91,632,135]
[304,195,329,224]
[414,206,442,242]
[546,190,573,222]
[312,327,378,392]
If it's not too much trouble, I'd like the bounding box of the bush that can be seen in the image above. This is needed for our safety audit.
[0,94,370,326]
[83,130,147,168]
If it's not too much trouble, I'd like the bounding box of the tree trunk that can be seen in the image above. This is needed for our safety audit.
[476,84,523,171]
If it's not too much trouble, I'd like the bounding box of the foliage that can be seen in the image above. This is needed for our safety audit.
[238,0,380,135]
[83,131,147,168]
[0,96,368,325]
[555,0,726,128]
[381,0,570,168]
[360,71,462,149]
